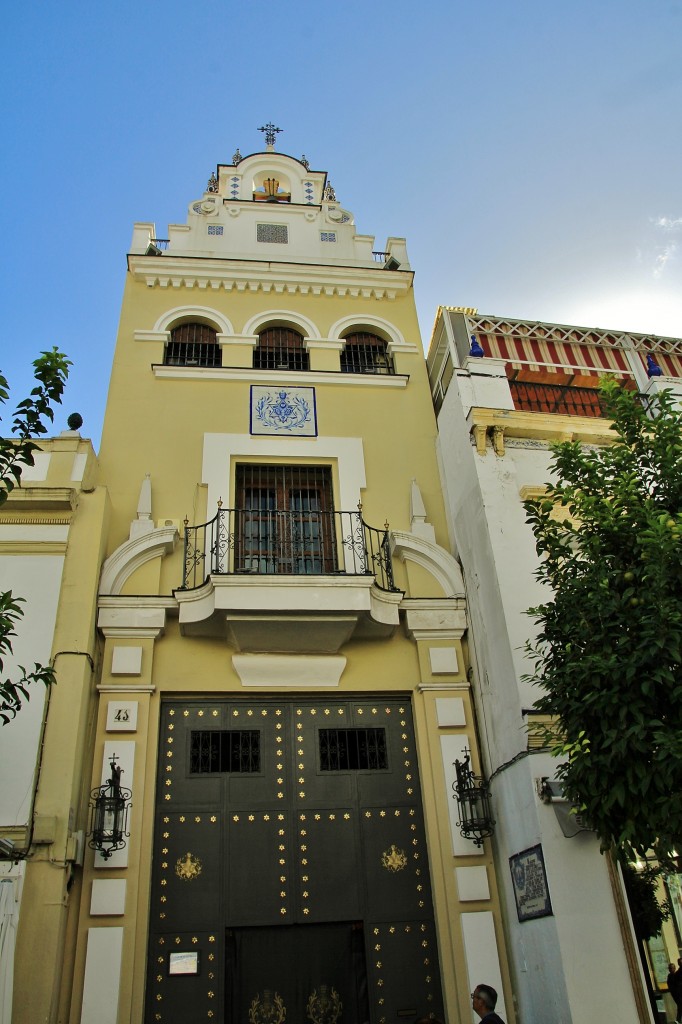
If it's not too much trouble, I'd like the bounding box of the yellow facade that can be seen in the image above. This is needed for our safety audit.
[12,147,512,1024]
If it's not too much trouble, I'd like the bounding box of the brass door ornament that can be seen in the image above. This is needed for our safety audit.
[175,851,203,881]
[307,985,342,1024]
[249,990,286,1024]
[381,844,407,872]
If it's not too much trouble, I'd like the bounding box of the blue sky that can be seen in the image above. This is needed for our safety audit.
[2,0,681,443]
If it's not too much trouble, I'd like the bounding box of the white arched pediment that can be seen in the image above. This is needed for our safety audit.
[99,526,178,596]
[153,306,235,335]
[242,310,321,340]
[328,315,408,350]
[390,531,465,598]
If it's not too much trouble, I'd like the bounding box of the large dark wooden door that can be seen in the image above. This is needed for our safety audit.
[146,699,443,1024]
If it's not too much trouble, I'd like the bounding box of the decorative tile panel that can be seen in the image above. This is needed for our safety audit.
[250,386,317,436]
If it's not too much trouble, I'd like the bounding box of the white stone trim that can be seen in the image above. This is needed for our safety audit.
[455,866,490,902]
[134,330,169,343]
[90,879,127,916]
[80,926,124,1024]
[242,309,321,340]
[99,526,178,596]
[232,654,347,687]
[202,434,366,513]
[111,646,143,676]
[151,305,235,334]
[328,314,417,352]
[435,697,466,727]
[218,334,258,349]
[429,647,459,674]
[97,685,156,694]
[461,912,506,1018]
[97,596,176,635]
[391,532,466,598]
[129,255,408,300]
[305,339,345,352]
[402,598,467,641]
[152,366,408,388]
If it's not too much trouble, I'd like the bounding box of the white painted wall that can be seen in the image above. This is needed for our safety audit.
[435,370,642,1024]
[0,554,64,826]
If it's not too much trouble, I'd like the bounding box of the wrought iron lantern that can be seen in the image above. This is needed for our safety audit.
[452,749,495,847]
[87,755,132,859]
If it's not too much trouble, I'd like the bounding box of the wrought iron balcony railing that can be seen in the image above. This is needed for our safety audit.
[180,506,398,593]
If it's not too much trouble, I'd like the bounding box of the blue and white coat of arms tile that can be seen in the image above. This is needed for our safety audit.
[250,385,317,436]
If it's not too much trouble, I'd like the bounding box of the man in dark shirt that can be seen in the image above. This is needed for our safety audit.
[472,984,506,1024]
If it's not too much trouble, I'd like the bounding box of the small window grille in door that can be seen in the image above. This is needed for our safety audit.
[235,465,336,575]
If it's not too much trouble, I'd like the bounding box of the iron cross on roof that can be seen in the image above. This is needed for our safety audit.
[258,122,283,147]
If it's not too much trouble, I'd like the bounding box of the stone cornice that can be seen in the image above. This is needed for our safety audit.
[128,255,412,299]
[469,407,616,456]
[1,487,77,511]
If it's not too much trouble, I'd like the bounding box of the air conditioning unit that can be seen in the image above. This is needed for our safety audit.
[536,778,595,838]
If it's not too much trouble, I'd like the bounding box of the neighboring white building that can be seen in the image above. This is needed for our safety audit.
[0,432,103,1023]
[427,308,682,1024]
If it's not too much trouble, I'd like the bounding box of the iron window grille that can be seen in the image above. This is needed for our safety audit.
[235,464,335,574]
[253,327,310,371]
[164,322,221,368]
[340,333,394,375]
[319,728,388,771]
[190,730,261,774]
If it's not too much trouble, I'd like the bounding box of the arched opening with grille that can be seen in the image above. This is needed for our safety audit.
[340,332,394,375]
[164,322,221,367]
[253,327,309,371]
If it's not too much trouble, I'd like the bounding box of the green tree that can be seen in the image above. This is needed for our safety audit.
[525,379,682,864]
[0,349,71,724]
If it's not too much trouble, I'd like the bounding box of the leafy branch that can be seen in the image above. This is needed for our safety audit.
[524,379,682,865]
[0,349,71,723]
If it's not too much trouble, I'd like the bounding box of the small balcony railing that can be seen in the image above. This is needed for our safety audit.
[180,506,398,593]
[510,380,606,417]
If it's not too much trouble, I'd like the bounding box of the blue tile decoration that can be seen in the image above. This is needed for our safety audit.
[250,386,317,436]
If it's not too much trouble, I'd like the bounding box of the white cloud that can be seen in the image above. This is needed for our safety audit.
[653,241,678,278]
[653,216,682,230]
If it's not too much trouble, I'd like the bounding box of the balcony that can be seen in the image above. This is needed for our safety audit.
[175,506,402,651]
[181,506,396,591]
[510,380,606,417]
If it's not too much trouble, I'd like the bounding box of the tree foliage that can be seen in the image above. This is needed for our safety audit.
[525,379,682,864]
[621,862,671,942]
[0,349,70,724]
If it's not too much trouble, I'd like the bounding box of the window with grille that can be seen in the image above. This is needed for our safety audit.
[164,323,221,367]
[253,327,309,371]
[257,224,289,244]
[340,332,394,375]
[190,731,261,773]
[235,464,336,574]
[319,728,388,771]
